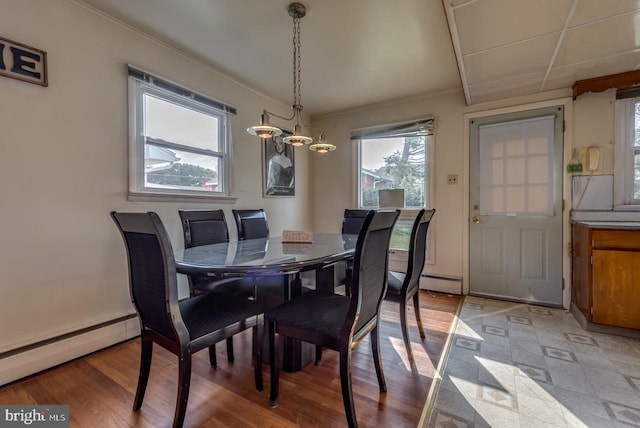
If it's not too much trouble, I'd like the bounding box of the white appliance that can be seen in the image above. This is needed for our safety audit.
[572,175,613,210]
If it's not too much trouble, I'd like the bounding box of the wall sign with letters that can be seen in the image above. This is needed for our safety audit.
[0,36,47,86]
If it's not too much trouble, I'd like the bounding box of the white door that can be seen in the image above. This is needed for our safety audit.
[469,106,563,306]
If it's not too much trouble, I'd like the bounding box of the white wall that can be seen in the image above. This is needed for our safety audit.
[311,88,581,307]
[310,91,468,281]
[0,0,311,362]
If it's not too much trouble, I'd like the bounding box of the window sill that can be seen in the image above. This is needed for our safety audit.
[128,191,238,204]
[614,205,640,212]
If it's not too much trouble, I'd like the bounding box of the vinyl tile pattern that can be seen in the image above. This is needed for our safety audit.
[428,296,640,428]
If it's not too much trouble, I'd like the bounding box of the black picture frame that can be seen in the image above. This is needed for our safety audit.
[263,129,295,197]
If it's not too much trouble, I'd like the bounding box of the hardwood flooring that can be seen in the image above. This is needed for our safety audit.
[0,291,460,427]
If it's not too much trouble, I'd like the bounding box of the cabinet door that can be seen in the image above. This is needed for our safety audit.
[592,250,640,329]
[571,225,592,320]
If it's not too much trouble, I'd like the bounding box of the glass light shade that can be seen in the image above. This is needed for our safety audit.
[247,125,283,139]
[247,112,283,138]
[283,124,313,146]
[309,132,336,153]
[283,135,314,146]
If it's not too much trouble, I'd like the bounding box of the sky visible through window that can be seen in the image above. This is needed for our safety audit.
[361,137,405,169]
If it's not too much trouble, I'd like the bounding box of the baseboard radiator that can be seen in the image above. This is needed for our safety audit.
[0,315,140,387]
[420,273,463,295]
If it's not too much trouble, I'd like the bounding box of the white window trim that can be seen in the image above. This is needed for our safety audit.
[614,98,640,208]
[127,73,236,202]
[355,134,436,264]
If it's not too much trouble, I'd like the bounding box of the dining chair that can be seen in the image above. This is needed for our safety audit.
[178,209,255,366]
[231,208,285,304]
[340,209,371,293]
[266,209,400,428]
[232,208,269,240]
[111,211,264,428]
[384,209,435,366]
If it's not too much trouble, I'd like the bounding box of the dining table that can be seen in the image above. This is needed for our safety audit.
[174,233,358,371]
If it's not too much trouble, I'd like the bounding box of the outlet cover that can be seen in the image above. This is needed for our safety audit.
[447,174,458,185]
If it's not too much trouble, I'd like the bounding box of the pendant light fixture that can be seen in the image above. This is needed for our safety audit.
[247,3,322,149]
[309,132,336,153]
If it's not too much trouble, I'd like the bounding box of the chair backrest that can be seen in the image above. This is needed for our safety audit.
[342,209,370,235]
[111,211,182,341]
[178,209,230,248]
[348,209,400,335]
[232,209,269,240]
[404,209,435,294]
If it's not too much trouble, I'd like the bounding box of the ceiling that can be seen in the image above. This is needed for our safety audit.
[76,0,640,116]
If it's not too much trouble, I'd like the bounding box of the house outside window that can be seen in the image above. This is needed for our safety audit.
[128,66,235,199]
[614,94,640,207]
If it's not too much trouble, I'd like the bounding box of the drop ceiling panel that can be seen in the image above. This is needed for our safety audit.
[453,0,573,55]
[570,0,640,27]
[464,35,557,85]
[548,51,640,88]
[556,13,640,66]
[468,71,548,104]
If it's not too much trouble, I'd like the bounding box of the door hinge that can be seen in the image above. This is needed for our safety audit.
[590,255,593,265]
[562,278,565,290]
[563,120,566,132]
[562,199,565,211]
[590,307,594,315]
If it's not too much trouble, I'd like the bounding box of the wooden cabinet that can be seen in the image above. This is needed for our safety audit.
[572,223,640,329]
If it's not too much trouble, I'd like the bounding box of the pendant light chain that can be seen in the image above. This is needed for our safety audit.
[249,3,333,151]
[292,15,302,110]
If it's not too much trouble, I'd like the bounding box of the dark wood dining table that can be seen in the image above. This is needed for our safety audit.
[174,233,358,371]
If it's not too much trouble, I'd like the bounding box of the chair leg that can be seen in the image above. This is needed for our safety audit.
[208,344,217,367]
[413,292,426,339]
[268,320,279,407]
[173,348,192,428]
[133,335,153,411]
[226,337,234,363]
[370,325,387,392]
[253,326,263,391]
[315,345,323,365]
[399,299,415,365]
[339,349,357,428]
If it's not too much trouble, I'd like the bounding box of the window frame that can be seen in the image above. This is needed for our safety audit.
[128,71,235,201]
[614,96,640,208]
[354,127,435,263]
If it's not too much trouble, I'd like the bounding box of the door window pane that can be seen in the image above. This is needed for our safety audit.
[479,116,555,216]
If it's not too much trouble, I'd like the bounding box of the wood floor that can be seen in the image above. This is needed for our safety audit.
[0,291,460,428]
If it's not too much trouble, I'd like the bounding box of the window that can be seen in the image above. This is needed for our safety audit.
[614,95,640,206]
[353,118,434,252]
[128,66,235,198]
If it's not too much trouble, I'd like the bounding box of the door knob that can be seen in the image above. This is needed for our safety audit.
[472,216,480,224]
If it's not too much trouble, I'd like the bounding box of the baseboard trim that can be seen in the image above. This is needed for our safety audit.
[0,315,140,387]
[421,274,463,295]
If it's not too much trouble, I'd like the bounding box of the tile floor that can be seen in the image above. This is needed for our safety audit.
[427,296,640,428]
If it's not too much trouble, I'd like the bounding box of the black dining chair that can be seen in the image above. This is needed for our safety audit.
[232,209,269,240]
[266,209,400,428]
[340,209,371,294]
[384,209,435,366]
[231,208,285,303]
[111,211,264,428]
[178,209,256,366]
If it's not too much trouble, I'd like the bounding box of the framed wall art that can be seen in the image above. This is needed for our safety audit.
[263,129,295,197]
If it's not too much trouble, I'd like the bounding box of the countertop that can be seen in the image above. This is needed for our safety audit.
[573,221,640,229]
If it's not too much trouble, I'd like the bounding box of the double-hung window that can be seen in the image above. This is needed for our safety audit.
[128,66,235,199]
[614,92,640,207]
[353,117,435,257]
